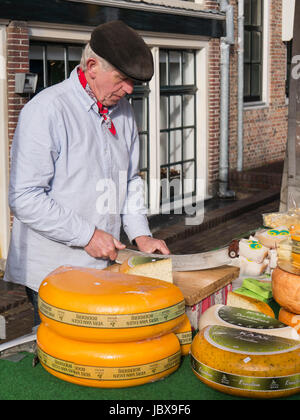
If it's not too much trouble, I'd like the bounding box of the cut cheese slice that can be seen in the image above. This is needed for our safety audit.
[239,239,269,263]
[198,305,299,340]
[239,256,268,276]
[191,325,300,399]
[227,291,275,318]
[37,323,181,388]
[120,256,173,283]
[279,307,300,335]
[255,227,290,249]
[38,266,185,343]
[174,314,192,355]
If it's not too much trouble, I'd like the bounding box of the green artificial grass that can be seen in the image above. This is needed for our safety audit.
[1,353,300,401]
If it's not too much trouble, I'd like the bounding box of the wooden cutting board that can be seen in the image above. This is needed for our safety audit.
[105,264,240,307]
[173,266,239,306]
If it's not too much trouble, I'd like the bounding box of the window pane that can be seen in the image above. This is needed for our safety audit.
[132,98,147,132]
[29,45,45,91]
[169,96,182,129]
[68,46,83,74]
[183,51,195,85]
[169,51,181,86]
[252,0,262,26]
[183,161,195,195]
[244,64,251,97]
[169,165,182,200]
[139,134,148,170]
[160,96,169,130]
[160,51,168,86]
[252,31,261,62]
[183,95,195,126]
[169,130,182,163]
[160,132,169,165]
[244,0,251,25]
[183,128,195,161]
[251,64,261,96]
[244,31,251,62]
[47,46,65,86]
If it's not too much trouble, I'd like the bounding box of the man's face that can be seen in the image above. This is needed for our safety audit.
[86,58,135,107]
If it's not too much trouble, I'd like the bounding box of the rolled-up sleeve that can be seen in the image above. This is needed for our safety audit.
[9,101,95,248]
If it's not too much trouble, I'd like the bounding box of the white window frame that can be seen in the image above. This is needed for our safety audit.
[29,24,209,216]
[0,25,10,259]
[244,0,271,109]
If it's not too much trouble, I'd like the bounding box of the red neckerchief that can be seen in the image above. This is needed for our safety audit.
[78,67,116,136]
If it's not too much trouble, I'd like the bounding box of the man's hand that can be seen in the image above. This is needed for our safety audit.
[134,235,170,255]
[84,229,126,261]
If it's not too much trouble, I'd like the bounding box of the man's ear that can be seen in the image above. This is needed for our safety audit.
[85,58,99,80]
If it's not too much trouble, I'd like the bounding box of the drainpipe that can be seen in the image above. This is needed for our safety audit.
[218,0,236,199]
[237,0,244,172]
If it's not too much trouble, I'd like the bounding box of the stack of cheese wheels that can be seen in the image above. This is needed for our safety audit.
[191,325,300,399]
[37,266,186,388]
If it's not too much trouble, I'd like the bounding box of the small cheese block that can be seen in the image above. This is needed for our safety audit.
[227,291,275,318]
[279,308,300,335]
[37,323,181,388]
[233,286,272,303]
[120,256,173,283]
[255,227,290,249]
[239,256,268,276]
[242,278,273,300]
[174,314,192,356]
[38,266,185,343]
[191,325,300,399]
[198,304,299,340]
[239,239,269,263]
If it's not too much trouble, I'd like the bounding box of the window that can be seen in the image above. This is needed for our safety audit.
[29,42,84,93]
[159,49,197,205]
[244,0,264,102]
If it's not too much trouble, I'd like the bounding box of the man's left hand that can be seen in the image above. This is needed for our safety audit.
[134,236,170,255]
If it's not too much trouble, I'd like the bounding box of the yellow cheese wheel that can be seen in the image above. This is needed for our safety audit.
[38,266,185,343]
[120,256,173,283]
[272,267,300,314]
[37,323,181,388]
[174,314,192,356]
[279,307,300,334]
[191,325,300,399]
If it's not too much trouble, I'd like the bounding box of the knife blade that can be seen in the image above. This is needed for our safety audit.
[116,247,234,271]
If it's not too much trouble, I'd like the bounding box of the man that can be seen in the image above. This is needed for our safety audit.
[4,21,169,324]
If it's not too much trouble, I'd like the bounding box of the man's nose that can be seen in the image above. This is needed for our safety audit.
[123,79,134,94]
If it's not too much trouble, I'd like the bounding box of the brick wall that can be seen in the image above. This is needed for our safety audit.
[6,21,30,227]
[228,0,288,172]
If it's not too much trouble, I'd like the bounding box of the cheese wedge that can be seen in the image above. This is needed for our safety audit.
[120,256,173,283]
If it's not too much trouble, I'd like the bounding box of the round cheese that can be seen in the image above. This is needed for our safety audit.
[191,325,300,399]
[199,305,299,340]
[272,267,300,314]
[38,266,185,343]
[174,314,192,355]
[279,307,300,335]
[120,256,173,283]
[37,323,181,388]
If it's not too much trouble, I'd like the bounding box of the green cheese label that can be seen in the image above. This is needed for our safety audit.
[38,296,185,329]
[267,229,289,236]
[217,306,286,330]
[191,356,300,392]
[205,325,300,355]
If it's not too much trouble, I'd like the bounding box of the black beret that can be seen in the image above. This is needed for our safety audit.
[90,20,154,83]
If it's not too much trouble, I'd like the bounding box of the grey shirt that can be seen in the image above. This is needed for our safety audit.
[4,67,151,292]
